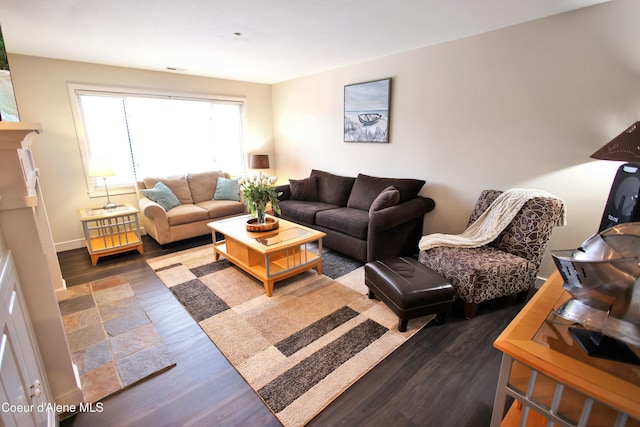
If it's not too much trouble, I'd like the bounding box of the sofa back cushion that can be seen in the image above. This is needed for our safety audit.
[188,170,229,203]
[143,175,193,204]
[310,169,355,206]
[347,173,425,211]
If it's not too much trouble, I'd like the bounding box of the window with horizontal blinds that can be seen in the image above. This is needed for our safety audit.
[69,85,247,193]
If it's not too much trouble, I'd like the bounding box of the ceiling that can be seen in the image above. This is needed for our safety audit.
[1,0,608,84]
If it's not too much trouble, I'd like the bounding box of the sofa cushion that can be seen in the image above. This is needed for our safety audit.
[310,169,355,206]
[279,200,338,225]
[188,171,228,203]
[144,175,193,205]
[166,204,209,226]
[315,207,369,240]
[347,173,425,211]
[369,186,400,216]
[140,182,181,211]
[196,200,245,219]
[290,175,318,201]
[213,177,241,201]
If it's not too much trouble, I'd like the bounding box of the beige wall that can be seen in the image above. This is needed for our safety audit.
[272,0,640,278]
[7,55,274,251]
[7,0,640,280]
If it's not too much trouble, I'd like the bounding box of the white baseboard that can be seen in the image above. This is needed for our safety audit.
[55,239,85,252]
[534,276,547,289]
[55,278,69,301]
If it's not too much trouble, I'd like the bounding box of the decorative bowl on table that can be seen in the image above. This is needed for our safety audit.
[246,217,279,232]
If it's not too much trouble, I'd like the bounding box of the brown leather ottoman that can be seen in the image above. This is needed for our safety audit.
[365,257,456,332]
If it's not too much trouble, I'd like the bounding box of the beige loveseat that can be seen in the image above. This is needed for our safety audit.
[137,171,246,245]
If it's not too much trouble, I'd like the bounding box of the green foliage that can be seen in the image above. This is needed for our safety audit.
[0,29,9,71]
[239,173,282,217]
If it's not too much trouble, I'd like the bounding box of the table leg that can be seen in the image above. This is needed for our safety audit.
[264,279,275,297]
[490,354,511,427]
[212,233,222,260]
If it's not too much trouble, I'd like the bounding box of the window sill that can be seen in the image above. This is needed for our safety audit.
[88,185,136,199]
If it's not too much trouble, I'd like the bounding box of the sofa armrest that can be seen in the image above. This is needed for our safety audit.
[366,196,435,262]
[138,196,171,244]
[369,196,435,232]
[139,196,168,221]
[275,184,291,201]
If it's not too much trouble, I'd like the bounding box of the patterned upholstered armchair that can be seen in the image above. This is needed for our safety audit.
[418,190,564,318]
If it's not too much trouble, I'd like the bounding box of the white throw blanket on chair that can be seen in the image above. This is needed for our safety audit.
[418,188,566,251]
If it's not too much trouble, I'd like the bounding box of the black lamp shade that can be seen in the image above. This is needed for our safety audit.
[249,154,270,169]
[591,122,640,162]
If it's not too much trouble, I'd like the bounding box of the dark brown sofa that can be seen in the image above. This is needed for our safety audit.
[275,169,436,262]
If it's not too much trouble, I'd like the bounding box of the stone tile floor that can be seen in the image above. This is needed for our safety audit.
[59,275,174,402]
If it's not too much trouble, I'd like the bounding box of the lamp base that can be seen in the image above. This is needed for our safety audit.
[103,201,118,210]
[569,327,640,366]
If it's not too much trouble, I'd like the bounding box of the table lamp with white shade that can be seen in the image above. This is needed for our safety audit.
[88,157,117,209]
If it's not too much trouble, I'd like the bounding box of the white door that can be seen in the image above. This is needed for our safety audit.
[0,252,51,426]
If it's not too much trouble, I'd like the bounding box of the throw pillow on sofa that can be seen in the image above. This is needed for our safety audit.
[141,181,181,211]
[213,177,241,201]
[369,186,400,216]
[143,175,193,204]
[290,175,318,201]
[347,173,425,211]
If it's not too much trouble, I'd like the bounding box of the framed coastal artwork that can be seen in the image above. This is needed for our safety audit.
[344,78,390,143]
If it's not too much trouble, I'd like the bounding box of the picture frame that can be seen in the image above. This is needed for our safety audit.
[344,78,391,143]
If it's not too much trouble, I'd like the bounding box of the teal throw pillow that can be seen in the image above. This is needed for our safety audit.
[141,181,180,211]
[213,177,240,201]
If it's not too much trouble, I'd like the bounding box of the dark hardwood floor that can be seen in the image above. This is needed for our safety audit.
[58,235,525,427]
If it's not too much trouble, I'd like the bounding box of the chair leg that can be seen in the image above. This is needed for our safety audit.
[398,319,408,332]
[464,302,478,319]
[368,289,376,300]
[434,312,447,325]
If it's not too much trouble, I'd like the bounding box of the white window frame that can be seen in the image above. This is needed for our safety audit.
[67,83,248,197]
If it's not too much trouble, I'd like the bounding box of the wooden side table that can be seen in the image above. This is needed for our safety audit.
[491,271,640,426]
[78,202,144,265]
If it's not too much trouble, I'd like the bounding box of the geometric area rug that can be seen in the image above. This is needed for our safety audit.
[58,275,175,403]
[146,244,433,427]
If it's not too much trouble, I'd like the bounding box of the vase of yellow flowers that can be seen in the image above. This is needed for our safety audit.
[239,173,282,228]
